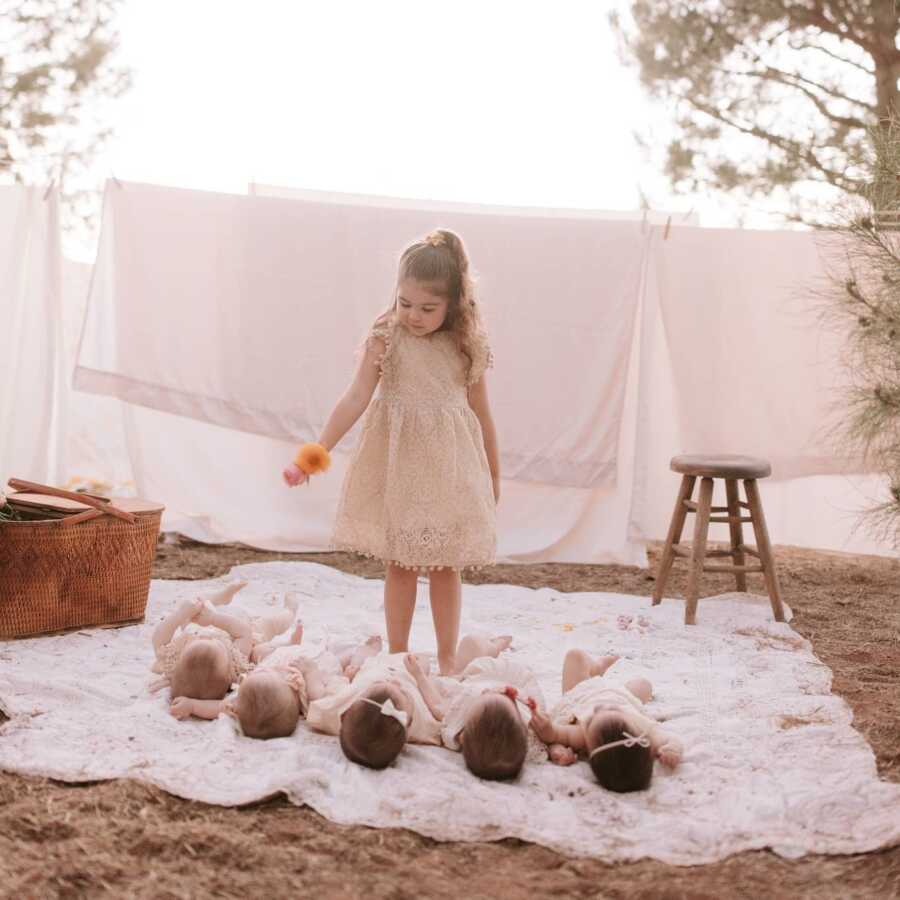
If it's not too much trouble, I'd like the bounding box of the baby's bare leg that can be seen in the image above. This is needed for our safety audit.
[625,678,653,703]
[562,649,619,693]
[344,635,383,670]
[195,608,252,643]
[203,580,248,607]
[255,608,295,643]
[452,633,513,675]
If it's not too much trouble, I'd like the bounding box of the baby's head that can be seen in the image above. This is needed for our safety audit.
[460,690,528,781]
[170,638,232,700]
[394,229,478,338]
[585,711,654,793]
[339,682,412,769]
[232,670,302,739]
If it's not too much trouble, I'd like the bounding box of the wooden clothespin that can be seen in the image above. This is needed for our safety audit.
[42,180,56,201]
[663,215,672,240]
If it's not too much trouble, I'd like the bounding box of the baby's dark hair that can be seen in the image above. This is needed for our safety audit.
[170,640,232,701]
[339,687,407,769]
[586,714,654,793]
[461,695,527,781]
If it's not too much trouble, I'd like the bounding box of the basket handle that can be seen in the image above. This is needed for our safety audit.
[7,478,139,525]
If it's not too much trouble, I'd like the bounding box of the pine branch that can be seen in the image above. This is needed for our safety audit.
[687,98,859,192]
[784,2,878,56]
[722,67,871,129]
[785,38,875,75]
[757,64,877,112]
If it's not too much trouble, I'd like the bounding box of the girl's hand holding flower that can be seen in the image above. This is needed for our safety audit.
[283,463,307,487]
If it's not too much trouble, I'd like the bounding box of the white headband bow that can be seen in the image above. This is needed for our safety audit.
[359,696,409,727]
[589,730,651,758]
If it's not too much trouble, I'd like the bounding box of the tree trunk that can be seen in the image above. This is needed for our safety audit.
[872,0,900,125]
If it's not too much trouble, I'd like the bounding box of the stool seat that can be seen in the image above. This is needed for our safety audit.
[670,454,771,480]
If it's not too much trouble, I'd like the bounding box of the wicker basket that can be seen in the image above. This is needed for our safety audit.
[0,479,164,639]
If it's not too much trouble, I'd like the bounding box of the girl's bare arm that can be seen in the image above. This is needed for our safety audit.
[317,338,383,451]
[467,375,500,485]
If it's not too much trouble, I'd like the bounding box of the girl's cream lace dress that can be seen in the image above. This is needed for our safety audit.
[332,319,496,571]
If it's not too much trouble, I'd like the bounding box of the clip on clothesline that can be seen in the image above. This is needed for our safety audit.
[42,180,55,201]
[110,175,123,189]
[663,215,672,240]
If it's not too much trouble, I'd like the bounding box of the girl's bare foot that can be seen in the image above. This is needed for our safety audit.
[590,654,619,678]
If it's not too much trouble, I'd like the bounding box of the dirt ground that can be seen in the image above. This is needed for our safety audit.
[2,539,899,899]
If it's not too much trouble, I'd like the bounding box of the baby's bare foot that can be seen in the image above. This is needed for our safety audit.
[288,622,304,645]
[591,654,619,678]
[204,580,248,607]
[489,635,513,655]
[345,664,360,681]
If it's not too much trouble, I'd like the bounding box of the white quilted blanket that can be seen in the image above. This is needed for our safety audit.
[1,561,897,865]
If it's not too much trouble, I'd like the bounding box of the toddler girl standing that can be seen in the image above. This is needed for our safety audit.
[284,229,499,674]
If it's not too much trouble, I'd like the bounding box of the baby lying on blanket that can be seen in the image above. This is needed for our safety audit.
[403,634,548,781]
[150,581,301,713]
[172,633,384,739]
[307,634,515,770]
[528,649,683,793]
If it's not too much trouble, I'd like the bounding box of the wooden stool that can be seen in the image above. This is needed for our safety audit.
[652,454,785,625]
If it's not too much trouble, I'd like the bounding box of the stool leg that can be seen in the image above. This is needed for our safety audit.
[684,477,713,625]
[744,478,786,623]
[652,475,696,606]
[725,478,747,592]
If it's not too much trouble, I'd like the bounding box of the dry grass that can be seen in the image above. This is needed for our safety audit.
[1,539,898,899]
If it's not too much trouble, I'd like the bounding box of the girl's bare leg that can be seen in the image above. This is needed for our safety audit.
[562,649,619,693]
[452,633,513,675]
[428,568,462,675]
[385,564,418,653]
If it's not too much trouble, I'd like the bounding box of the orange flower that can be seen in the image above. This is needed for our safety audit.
[294,442,331,476]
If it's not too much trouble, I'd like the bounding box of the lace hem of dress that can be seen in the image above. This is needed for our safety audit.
[331,540,493,573]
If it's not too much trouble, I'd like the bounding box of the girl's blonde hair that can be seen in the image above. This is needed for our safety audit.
[376,228,487,381]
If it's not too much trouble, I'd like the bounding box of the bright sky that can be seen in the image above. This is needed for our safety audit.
[99,0,698,219]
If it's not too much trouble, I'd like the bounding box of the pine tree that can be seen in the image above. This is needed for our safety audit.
[0,0,130,238]
[823,121,900,547]
[611,2,900,219]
